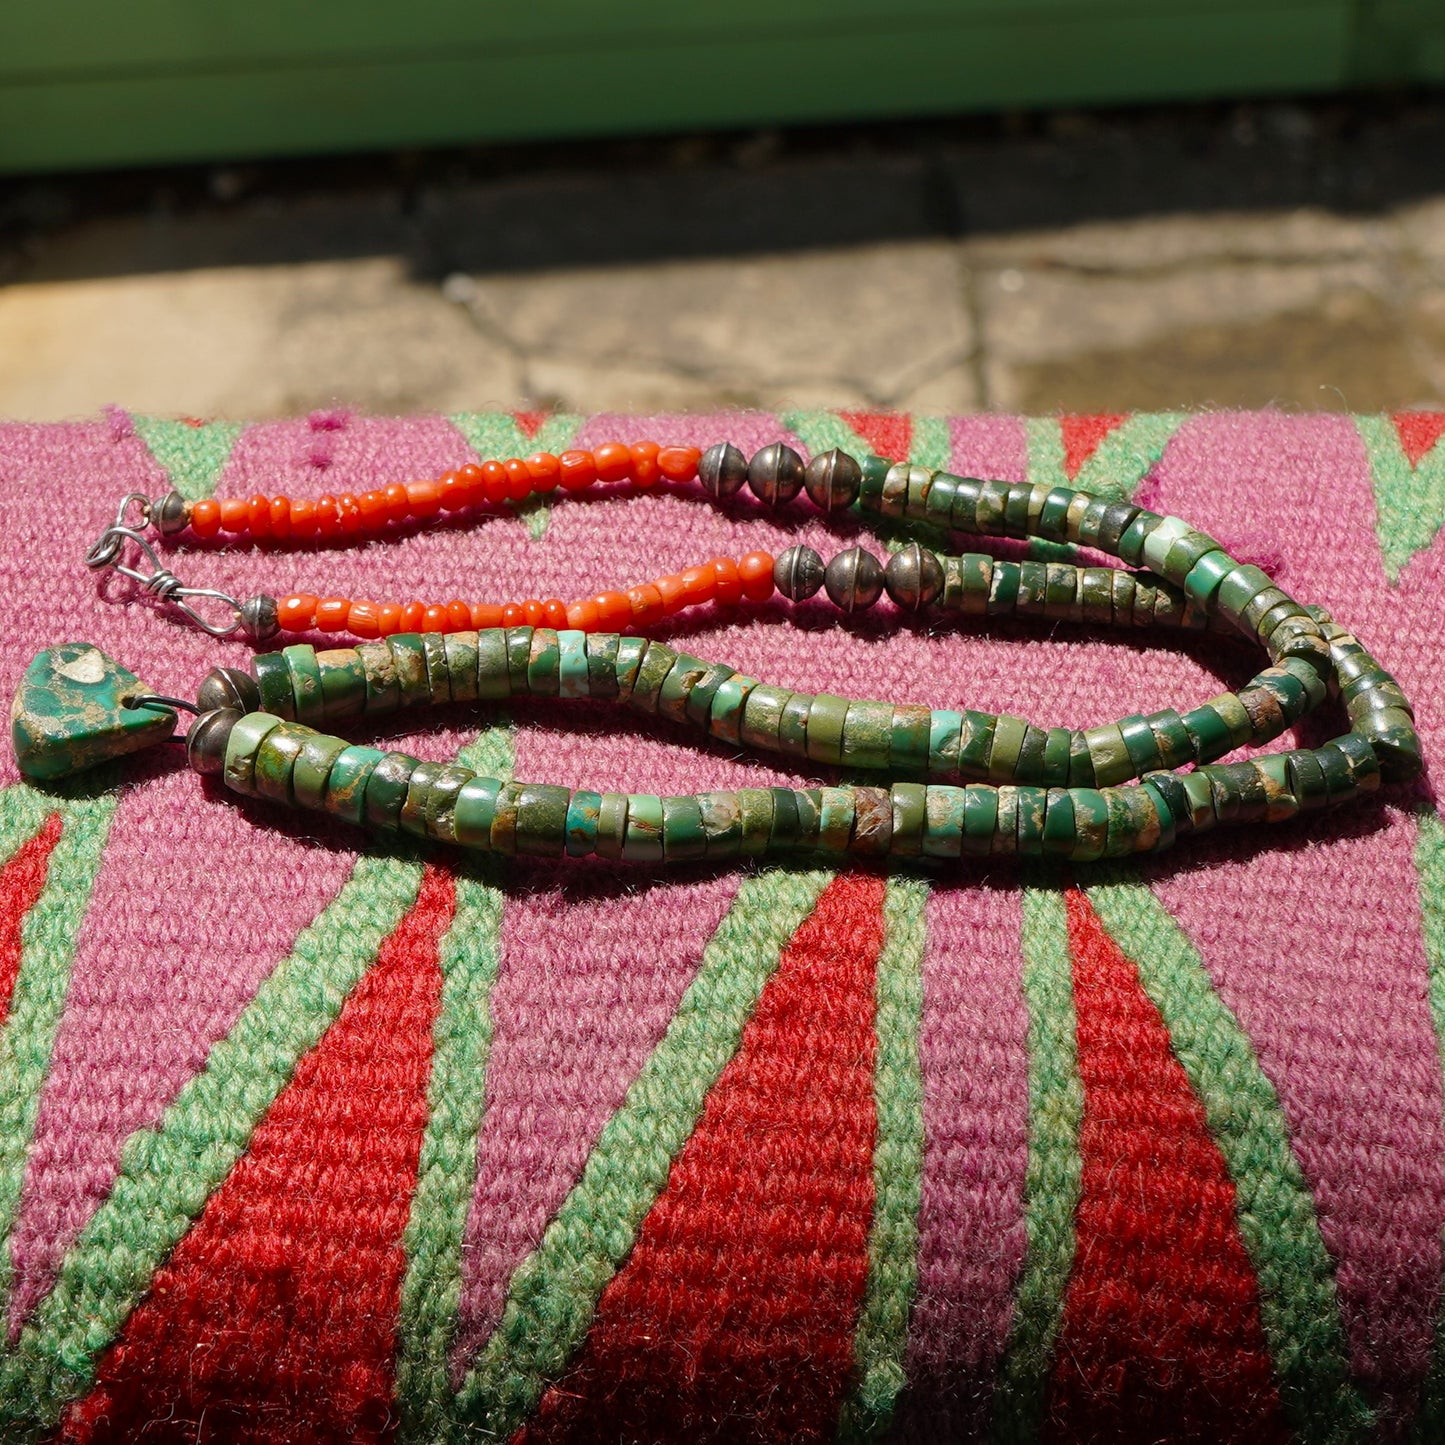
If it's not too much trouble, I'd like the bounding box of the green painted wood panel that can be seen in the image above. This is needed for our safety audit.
[0,0,1426,175]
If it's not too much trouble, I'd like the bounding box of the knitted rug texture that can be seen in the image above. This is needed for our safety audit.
[0,406,1443,1443]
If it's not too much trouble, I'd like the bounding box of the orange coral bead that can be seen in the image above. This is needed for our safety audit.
[680,565,716,606]
[527,454,561,492]
[446,599,472,631]
[422,605,449,633]
[336,495,363,534]
[500,603,525,628]
[406,479,443,519]
[384,482,411,524]
[503,458,533,502]
[267,497,291,538]
[401,600,427,632]
[627,584,665,626]
[314,496,342,537]
[593,591,632,628]
[566,598,601,631]
[470,602,505,629]
[438,470,471,511]
[480,460,510,504]
[247,495,272,538]
[457,463,486,505]
[593,442,631,483]
[277,593,318,630]
[315,597,351,632]
[658,445,701,482]
[288,498,317,537]
[520,598,545,627]
[219,497,250,533]
[348,600,382,639]
[378,602,405,636]
[558,450,597,491]
[191,499,222,539]
[541,598,569,628]
[629,440,660,489]
[710,556,743,606]
[738,550,776,602]
[358,490,390,527]
[654,574,687,613]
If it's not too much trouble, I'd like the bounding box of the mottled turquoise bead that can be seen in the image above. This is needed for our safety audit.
[1041,788,1076,857]
[623,793,665,861]
[890,781,928,856]
[961,785,997,857]
[697,791,743,857]
[454,776,503,847]
[684,664,737,728]
[928,710,963,779]
[565,789,603,856]
[475,629,512,700]
[922,784,967,858]
[661,795,708,861]
[254,651,296,719]
[322,745,385,825]
[515,783,571,857]
[890,706,932,775]
[595,793,629,860]
[557,629,591,699]
[504,628,534,694]
[957,711,996,780]
[1014,785,1049,857]
[282,644,325,726]
[817,787,856,853]
[421,633,453,704]
[1069,788,1110,862]
[657,653,710,724]
[736,788,775,857]
[363,751,417,832]
[585,633,620,699]
[291,731,348,809]
[358,641,401,713]
[709,674,757,745]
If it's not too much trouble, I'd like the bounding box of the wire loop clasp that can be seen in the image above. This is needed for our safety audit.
[84,511,242,638]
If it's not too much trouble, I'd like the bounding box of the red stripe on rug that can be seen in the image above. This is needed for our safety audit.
[0,812,63,1028]
[1392,410,1445,468]
[60,864,456,1445]
[838,411,912,463]
[1060,413,1127,481]
[515,873,886,1445]
[1046,889,1287,1444]
[513,411,548,441]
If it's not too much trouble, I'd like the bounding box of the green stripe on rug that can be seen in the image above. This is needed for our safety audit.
[1025,413,1185,500]
[454,867,833,1440]
[0,852,424,1435]
[1355,415,1445,582]
[1413,809,1445,1441]
[1085,870,1373,1443]
[0,787,117,1329]
[837,876,928,1444]
[396,727,514,1444]
[989,880,1082,1445]
[130,416,243,501]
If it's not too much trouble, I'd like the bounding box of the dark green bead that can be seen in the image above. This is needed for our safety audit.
[613,637,648,698]
[768,787,804,850]
[1014,725,1049,784]
[1096,502,1140,554]
[709,675,757,745]
[1070,788,1110,862]
[595,793,629,860]
[585,633,620,699]
[1017,560,1049,613]
[947,478,983,532]
[1015,785,1049,857]
[444,633,481,703]
[489,782,523,854]
[961,785,998,858]
[254,651,296,719]
[890,705,932,775]
[1140,780,1177,850]
[629,643,677,713]
[1349,713,1417,782]
[322,745,385,825]
[658,795,708,861]
[252,722,312,805]
[1038,488,1074,540]
[283,644,325,726]
[525,629,561,698]
[424,763,478,843]
[736,788,776,857]
[955,554,993,616]
[358,641,401,714]
[292,731,349,810]
[987,562,1021,615]
[565,789,603,857]
[976,479,1010,533]
[317,648,368,722]
[1286,749,1330,811]
[796,786,822,847]
[1119,714,1164,775]
[1182,549,1235,606]
[363,751,416,831]
[1116,513,1158,565]
[515,783,571,857]
[389,635,430,707]
[656,653,710,724]
[957,711,996,780]
[1039,727,1072,786]
[1067,732,1096,787]
[1181,704,1234,763]
[454,777,502,849]
[923,784,967,859]
[504,627,534,693]
[1101,787,1143,856]
[697,791,743,857]
[778,693,814,758]
[683,663,737,728]
[422,632,453,704]
[1252,667,1309,723]
[1207,762,1270,823]
[1004,483,1033,536]
[890,781,928,857]
[1043,564,1078,620]
[1141,769,1193,836]
[842,699,894,770]
[400,759,449,837]
[1042,788,1076,857]
[475,629,512,700]
[1146,709,1195,769]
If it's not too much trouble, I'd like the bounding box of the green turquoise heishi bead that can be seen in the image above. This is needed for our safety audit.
[1109,571,1136,623]
[363,751,417,831]
[525,629,561,698]
[956,554,993,616]
[291,731,349,810]
[1331,730,1383,789]
[1286,749,1330,811]
[1043,564,1078,620]
[564,789,602,857]
[922,784,966,859]
[1142,769,1194,837]
[1004,483,1033,535]
[777,693,814,758]
[1242,585,1292,632]
[1252,667,1308,723]
[399,760,449,837]
[907,467,937,517]
[1067,731,1096,787]
[683,664,736,728]
[282,644,325,726]
[424,763,478,844]
[252,722,313,805]
[986,714,1027,782]
[1017,561,1048,613]
[1041,728,1072,786]
[1180,704,1233,763]
[859,453,892,504]
[795,788,822,850]
[1352,710,1422,783]
[992,787,1020,856]
[1140,515,1193,574]
[1069,788,1110,861]
[1073,496,1110,548]
[736,788,775,857]
[613,637,649,698]
[585,633,620,699]
[1082,723,1131,787]
[629,643,678,714]
[1205,691,1254,747]
[842,699,894,770]
[1215,564,1274,626]
[1118,714,1164,775]
[422,633,453,705]
[1038,487,1074,539]
[557,629,590,700]
[925,474,957,525]
[697,791,743,857]
[878,462,911,518]
[1344,677,1412,718]
[928,710,963,779]
[1014,785,1049,857]
[1140,780,1177,849]
[316,648,368,721]
[987,562,1020,615]
[488,782,523,854]
[503,627,534,693]
[321,745,385,825]
[709,675,757,745]
[388,636,430,707]
[454,776,503,848]
[1146,710,1194,769]
[1161,531,1226,583]
[357,641,401,714]
[1181,549,1235,607]
[660,795,708,861]
[656,653,710,724]
[1252,755,1298,823]
[474,629,512,701]
[890,706,932,775]
[817,787,856,853]
[594,792,629,860]
[621,794,664,861]
[957,711,996,780]
[1062,491,1092,543]
[1104,786,1161,856]
[947,477,983,531]
[1116,513,1159,565]
[1014,725,1048,784]
[806,693,850,766]
[222,712,284,796]
[890,782,928,857]
[514,783,571,857]
[1209,762,1272,823]
[1097,501,1141,553]
[961,784,998,858]
[852,787,894,857]
[1041,788,1076,858]
[1180,770,1218,830]
[971,478,1007,532]
[443,632,481,703]
[254,652,296,719]
[768,787,804,850]
[741,685,793,751]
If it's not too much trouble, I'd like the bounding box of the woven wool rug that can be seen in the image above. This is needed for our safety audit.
[0,406,1443,1443]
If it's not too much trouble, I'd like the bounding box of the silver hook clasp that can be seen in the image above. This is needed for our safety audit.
[84,521,243,638]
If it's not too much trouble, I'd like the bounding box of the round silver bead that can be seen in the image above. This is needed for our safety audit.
[884,542,944,613]
[197,666,261,713]
[154,490,190,536]
[774,545,825,601]
[803,449,862,513]
[186,708,243,776]
[823,547,884,613]
[747,443,805,507]
[698,442,748,500]
[238,594,280,644]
